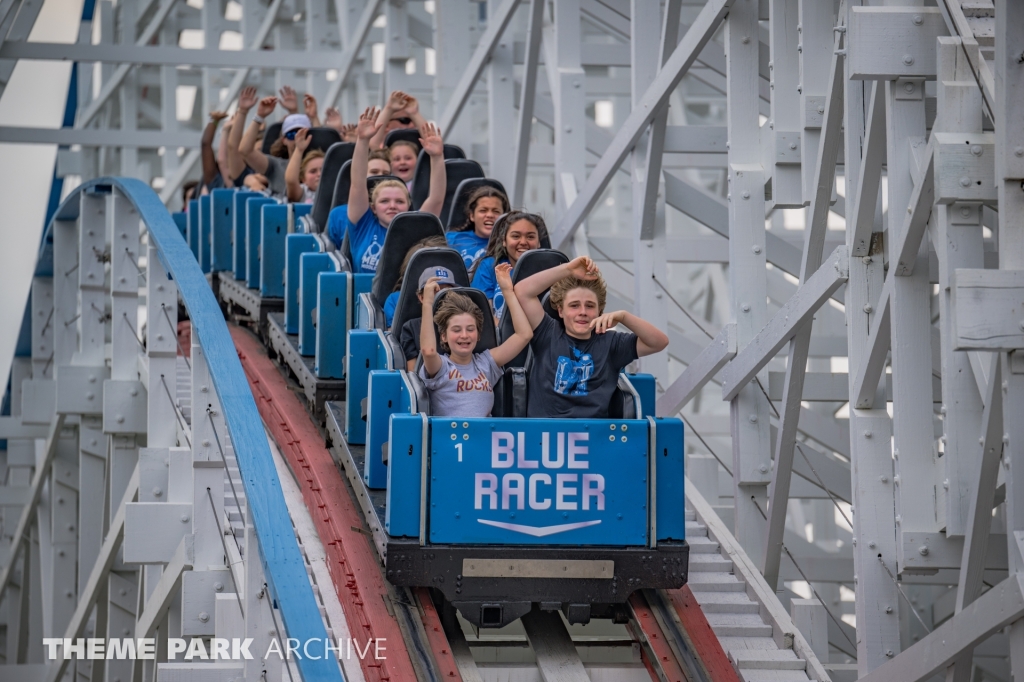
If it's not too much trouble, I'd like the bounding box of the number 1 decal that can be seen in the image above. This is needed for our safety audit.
[455,443,463,462]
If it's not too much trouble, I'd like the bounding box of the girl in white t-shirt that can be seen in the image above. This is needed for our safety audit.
[418,264,532,417]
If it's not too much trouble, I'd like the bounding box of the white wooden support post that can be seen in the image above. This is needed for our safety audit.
[797,0,833,204]
[551,0,586,241]
[119,0,139,178]
[842,2,900,672]
[726,0,772,561]
[432,0,470,151]
[108,192,140,383]
[768,0,803,207]
[762,20,845,589]
[30,276,54,382]
[46,434,80,643]
[995,0,1024,676]
[51,219,77,370]
[159,14,180,196]
[487,0,515,190]
[305,0,329,101]
[511,0,544,207]
[190,345,225,571]
[147,243,178,449]
[630,0,677,387]
[934,38,985,545]
[244,504,282,682]
[273,0,300,97]
[791,598,828,663]
[384,0,409,98]
[887,68,943,570]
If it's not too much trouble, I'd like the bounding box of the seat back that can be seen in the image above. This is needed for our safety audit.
[384,128,419,149]
[497,250,570,367]
[370,212,445,306]
[261,122,283,154]
[492,367,527,417]
[445,177,507,229]
[309,142,355,231]
[384,129,465,159]
[430,287,497,354]
[390,247,469,335]
[410,157,484,215]
[608,374,640,420]
[331,156,404,213]
[307,127,342,153]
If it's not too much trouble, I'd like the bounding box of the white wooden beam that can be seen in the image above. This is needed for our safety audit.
[721,247,849,401]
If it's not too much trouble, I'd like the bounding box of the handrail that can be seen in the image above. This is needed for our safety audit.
[37,178,343,682]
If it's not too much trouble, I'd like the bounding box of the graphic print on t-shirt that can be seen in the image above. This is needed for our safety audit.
[462,247,486,270]
[553,346,594,396]
[360,236,383,272]
[450,366,493,393]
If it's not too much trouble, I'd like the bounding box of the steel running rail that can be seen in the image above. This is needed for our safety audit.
[42,177,343,682]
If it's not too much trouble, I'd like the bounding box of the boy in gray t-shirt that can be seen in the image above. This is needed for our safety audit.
[417,264,534,417]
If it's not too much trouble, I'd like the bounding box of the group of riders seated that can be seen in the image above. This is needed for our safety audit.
[183,88,669,422]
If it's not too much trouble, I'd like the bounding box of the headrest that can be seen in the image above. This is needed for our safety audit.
[509,248,569,283]
[410,157,485,216]
[331,157,405,212]
[431,287,498,355]
[390,247,469,334]
[442,144,466,160]
[445,178,508,229]
[261,122,282,154]
[384,128,420,149]
[384,129,465,160]
[306,127,342,153]
[498,249,570,359]
[541,290,560,322]
[368,174,405,197]
[370,212,445,306]
[310,142,355,231]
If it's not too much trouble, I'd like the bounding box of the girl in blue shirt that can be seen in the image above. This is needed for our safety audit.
[470,210,548,320]
[326,105,446,273]
[446,186,509,271]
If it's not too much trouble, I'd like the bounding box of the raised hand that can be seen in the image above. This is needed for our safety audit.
[256,96,278,118]
[589,310,625,334]
[386,89,411,112]
[325,106,342,128]
[340,123,357,142]
[209,110,229,122]
[356,106,382,140]
[566,255,598,280]
[401,93,420,118]
[419,122,443,157]
[303,93,319,121]
[293,128,311,154]
[278,85,299,114]
[495,262,514,290]
[422,277,441,303]
[237,86,258,112]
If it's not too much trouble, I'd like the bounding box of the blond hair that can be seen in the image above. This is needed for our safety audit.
[549,275,607,315]
[300,149,324,181]
[370,179,410,206]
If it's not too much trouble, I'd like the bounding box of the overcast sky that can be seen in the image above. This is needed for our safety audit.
[0,0,82,390]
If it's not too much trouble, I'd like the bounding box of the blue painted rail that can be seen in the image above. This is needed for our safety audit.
[40,178,343,682]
